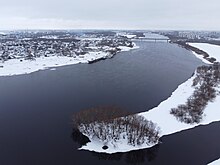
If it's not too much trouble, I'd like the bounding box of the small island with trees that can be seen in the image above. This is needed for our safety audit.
[72,106,160,151]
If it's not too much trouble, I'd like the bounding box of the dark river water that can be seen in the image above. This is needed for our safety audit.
[0,41,219,165]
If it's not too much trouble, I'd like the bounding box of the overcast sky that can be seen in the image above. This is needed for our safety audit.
[0,0,219,30]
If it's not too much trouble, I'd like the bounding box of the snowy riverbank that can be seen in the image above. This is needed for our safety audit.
[79,43,220,154]
[208,158,220,165]
[0,44,139,77]
[188,43,220,165]
[188,43,220,63]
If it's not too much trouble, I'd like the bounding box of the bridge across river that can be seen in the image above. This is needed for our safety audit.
[137,38,170,42]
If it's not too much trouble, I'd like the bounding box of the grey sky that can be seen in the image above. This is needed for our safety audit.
[0,0,219,30]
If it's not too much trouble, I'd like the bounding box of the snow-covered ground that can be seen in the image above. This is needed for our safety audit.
[208,158,220,165]
[0,32,6,35]
[80,132,156,153]
[116,32,137,39]
[123,34,137,39]
[0,44,139,76]
[79,43,220,154]
[191,51,212,64]
[0,52,105,76]
[188,43,220,62]
[40,35,59,39]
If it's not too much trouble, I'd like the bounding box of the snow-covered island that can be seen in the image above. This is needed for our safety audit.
[74,42,220,154]
[0,30,139,76]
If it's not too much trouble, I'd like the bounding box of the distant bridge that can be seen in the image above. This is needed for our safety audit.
[133,38,170,42]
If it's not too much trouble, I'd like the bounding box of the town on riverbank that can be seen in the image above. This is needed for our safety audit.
[0,30,141,76]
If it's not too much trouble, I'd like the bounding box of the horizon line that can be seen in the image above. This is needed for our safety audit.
[0,28,220,32]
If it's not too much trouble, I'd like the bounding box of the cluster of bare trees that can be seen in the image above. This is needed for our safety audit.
[72,106,129,127]
[171,63,220,124]
[73,106,160,147]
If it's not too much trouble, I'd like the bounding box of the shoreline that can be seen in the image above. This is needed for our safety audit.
[79,42,220,154]
[88,45,139,64]
[0,44,139,77]
[208,158,220,165]
[172,41,218,64]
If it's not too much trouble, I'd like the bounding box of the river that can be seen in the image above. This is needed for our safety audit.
[1,41,217,165]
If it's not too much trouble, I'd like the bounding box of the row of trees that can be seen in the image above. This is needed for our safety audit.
[170,64,220,124]
[174,41,216,63]
[73,106,160,147]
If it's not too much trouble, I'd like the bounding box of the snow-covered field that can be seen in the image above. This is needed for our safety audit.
[208,158,220,165]
[0,52,103,76]
[0,45,139,77]
[79,43,220,154]
[117,32,137,39]
[188,43,220,62]
[0,32,6,35]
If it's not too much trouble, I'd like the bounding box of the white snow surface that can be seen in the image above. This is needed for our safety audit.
[188,43,220,62]
[80,132,156,153]
[79,43,220,154]
[208,158,220,165]
[119,45,139,52]
[116,32,136,39]
[0,52,106,76]
[40,35,58,39]
[124,34,136,39]
[191,51,212,64]
[0,45,138,77]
